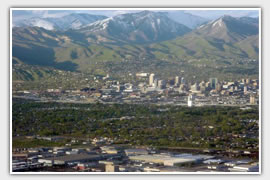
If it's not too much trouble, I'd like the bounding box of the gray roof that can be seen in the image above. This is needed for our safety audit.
[42,154,103,163]
[125,149,148,153]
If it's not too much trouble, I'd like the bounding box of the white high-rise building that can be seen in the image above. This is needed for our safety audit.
[149,73,155,86]
[244,86,248,94]
[190,83,199,92]
[175,76,180,86]
[187,94,194,107]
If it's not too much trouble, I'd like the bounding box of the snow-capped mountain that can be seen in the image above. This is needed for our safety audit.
[79,10,191,44]
[195,15,258,42]
[184,10,259,20]
[13,13,108,31]
[13,17,55,30]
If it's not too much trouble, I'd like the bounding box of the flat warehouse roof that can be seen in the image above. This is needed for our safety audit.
[129,154,214,165]
[43,154,102,162]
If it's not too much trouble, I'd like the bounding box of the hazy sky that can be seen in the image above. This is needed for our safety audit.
[12,9,259,21]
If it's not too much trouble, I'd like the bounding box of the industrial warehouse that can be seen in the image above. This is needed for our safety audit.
[38,154,120,166]
[12,144,259,173]
[128,154,214,166]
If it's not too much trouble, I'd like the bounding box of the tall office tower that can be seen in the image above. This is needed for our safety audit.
[229,85,234,92]
[149,73,155,86]
[244,86,248,94]
[179,84,186,92]
[168,79,175,86]
[209,78,218,89]
[250,94,256,104]
[216,83,222,91]
[187,94,194,107]
[158,80,166,89]
[205,82,210,88]
[181,77,185,85]
[191,83,199,92]
[153,79,158,88]
[199,81,206,92]
[175,76,180,86]
[199,81,205,86]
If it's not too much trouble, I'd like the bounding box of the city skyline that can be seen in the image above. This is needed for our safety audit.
[11,8,261,174]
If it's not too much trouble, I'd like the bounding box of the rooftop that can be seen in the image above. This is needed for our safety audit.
[42,154,103,162]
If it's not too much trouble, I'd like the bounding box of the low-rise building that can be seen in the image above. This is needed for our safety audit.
[125,149,148,156]
[100,146,118,154]
[38,154,105,166]
[228,164,259,172]
[129,154,214,167]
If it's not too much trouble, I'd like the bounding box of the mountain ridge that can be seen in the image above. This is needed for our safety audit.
[194,15,259,43]
[13,13,108,31]
[12,13,259,80]
[78,11,191,44]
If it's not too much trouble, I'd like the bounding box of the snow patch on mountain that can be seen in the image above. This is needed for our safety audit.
[13,13,108,30]
[212,19,223,27]
[79,11,191,43]
[157,18,160,25]
[27,19,55,30]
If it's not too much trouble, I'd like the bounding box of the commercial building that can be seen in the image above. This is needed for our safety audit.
[153,79,158,88]
[129,154,214,167]
[190,83,199,92]
[158,80,166,89]
[181,77,185,85]
[125,149,149,156]
[36,136,64,142]
[250,94,256,104]
[143,167,160,172]
[136,73,149,78]
[115,85,125,92]
[244,86,248,94]
[209,78,218,89]
[149,73,155,86]
[228,164,259,172]
[175,76,180,86]
[188,94,194,107]
[100,146,118,154]
[38,154,115,166]
[105,164,119,172]
[76,162,97,171]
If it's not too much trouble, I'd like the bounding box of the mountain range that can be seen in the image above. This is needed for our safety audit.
[12,10,210,30]
[150,15,259,60]
[78,11,191,44]
[12,10,259,80]
[13,13,108,30]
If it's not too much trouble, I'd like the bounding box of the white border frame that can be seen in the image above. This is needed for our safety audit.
[9,7,262,175]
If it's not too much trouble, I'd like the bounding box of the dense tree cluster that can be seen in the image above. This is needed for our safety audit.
[12,98,259,150]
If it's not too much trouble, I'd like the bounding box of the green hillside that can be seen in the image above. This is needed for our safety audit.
[12,21,259,83]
